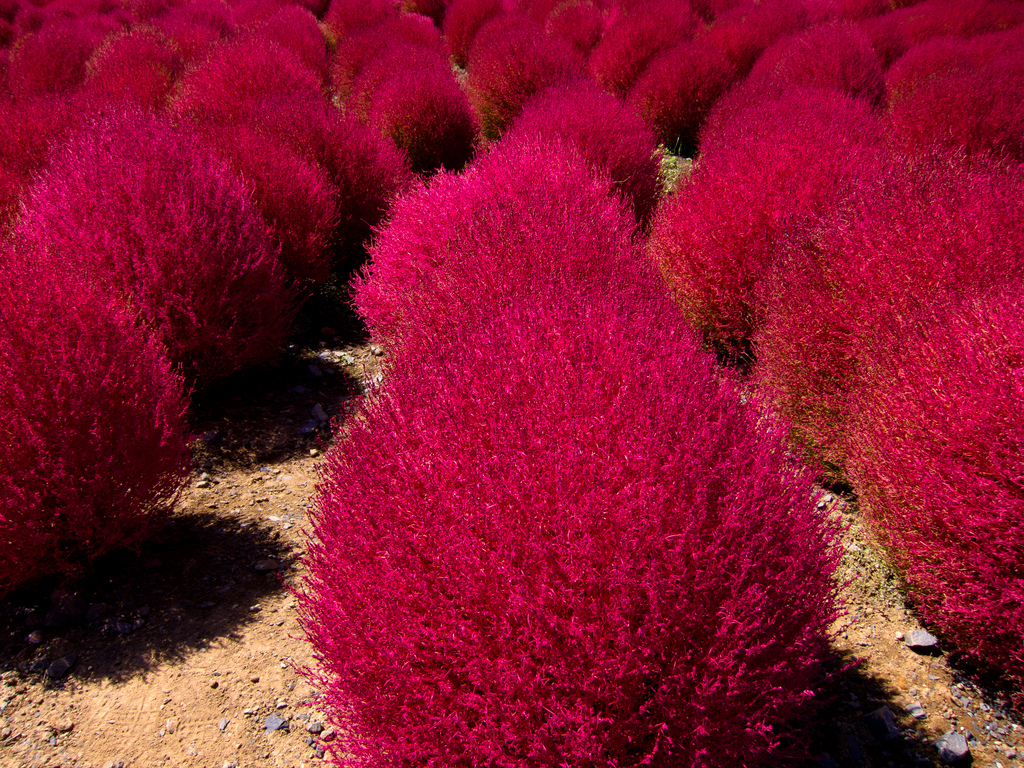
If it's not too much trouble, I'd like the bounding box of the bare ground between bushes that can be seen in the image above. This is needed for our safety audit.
[0,331,1021,768]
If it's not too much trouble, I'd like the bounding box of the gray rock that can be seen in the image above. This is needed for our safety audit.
[113,620,133,635]
[218,718,229,732]
[308,364,323,377]
[196,480,212,489]
[311,403,329,423]
[254,559,280,572]
[907,702,926,719]
[864,706,901,743]
[306,721,323,734]
[264,714,288,732]
[935,731,970,763]
[165,718,178,734]
[45,655,75,679]
[905,629,939,649]
[297,420,318,435]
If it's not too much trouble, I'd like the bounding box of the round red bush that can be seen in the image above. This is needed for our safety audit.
[82,26,184,110]
[16,108,292,384]
[694,0,809,77]
[7,18,107,96]
[0,246,189,596]
[322,0,395,43]
[251,5,329,84]
[545,0,604,55]
[442,0,503,68]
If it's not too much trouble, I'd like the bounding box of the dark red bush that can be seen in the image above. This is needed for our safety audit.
[545,0,604,56]
[399,0,447,24]
[896,0,1024,46]
[16,108,292,384]
[442,0,503,67]
[506,81,661,226]
[356,45,478,173]
[151,15,223,63]
[743,22,885,107]
[330,13,441,103]
[466,13,586,139]
[587,0,699,95]
[304,169,839,766]
[649,87,882,353]
[172,36,325,125]
[0,94,82,178]
[628,35,738,153]
[321,0,395,43]
[81,26,183,110]
[200,124,339,288]
[695,0,809,77]
[7,17,106,95]
[0,245,189,595]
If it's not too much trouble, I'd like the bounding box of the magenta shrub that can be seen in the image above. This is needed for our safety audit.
[506,81,661,226]
[896,0,1024,46]
[352,137,640,352]
[0,94,82,179]
[330,14,441,104]
[356,45,478,173]
[399,0,447,23]
[695,0,809,77]
[16,108,292,384]
[441,0,503,68]
[321,0,395,43]
[649,87,882,353]
[251,5,329,84]
[466,13,586,139]
[304,175,839,766]
[81,26,183,110]
[858,12,911,68]
[743,22,885,107]
[627,35,738,153]
[545,0,604,55]
[151,15,224,63]
[200,124,339,288]
[172,37,324,125]
[587,0,699,96]
[0,245,189,595]
[885,45,1024,160]
[847,292,1024,689]
[7,18,106,96]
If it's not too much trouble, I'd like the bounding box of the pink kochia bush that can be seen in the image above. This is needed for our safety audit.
[7,18,106,96]
[16,109,292,384]
[302,158,840,767]
[441,0,503,68]
[0,247,189,596]
[352,137,640,353]
[351,44,478,173]
[649,87,882,354]
[505,81,661,226]
[466,13,586,139]
[81,26,184,110]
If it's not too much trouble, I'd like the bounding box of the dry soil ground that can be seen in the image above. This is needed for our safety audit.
[0,317,1021,768]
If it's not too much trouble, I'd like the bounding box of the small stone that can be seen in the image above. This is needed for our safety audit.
[320,727,336,742]
[895,632,905,641]
[1005,748,1016,759]
[165,718,178,735]
[51,719,73,734]
[864,706,901,743]
[45,655,75,679]
[312,403,329,423]
[907,702,926,719]
[243,708,257,715]
[113,620,133,635]
[223,762,237,768]
[219,718,229,732]
[210,680,219,689]
[906,629,939,650]
[308,364,323,377]
[371,345,384,356]
[315,748,325,758]
[26,630,43,644]
[254,559,280,572]
[298,420,318,435]
[935,731,970,763]
[250,675,260,683]
[264,714,288,732]
[309,448,320,457]
[196,480,212,489]
[200,472,212,482]
[306,721,323,734]
[276,701,288,709]
[816,500,828,510]
[102,762,125,768]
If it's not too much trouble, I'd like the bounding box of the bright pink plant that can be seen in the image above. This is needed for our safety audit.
[321,0,395,43]
[505,81,661,226]
[304,179,840,766]
[587,0,699,95]
[16,108,292,384]
[399,0,447,23]
[356,45,478,173]
[352,137,640,352]
[250,5,329,84]
[896,0,1024,46]
[330,14,441,103]
[0,94,83,178]
[649,87,883,355]
[695,0,809,77]
[0,244,189,596]
[466,13,586,139]
[7,18,107,95]
[628,35,738,153]
[200,124,339,288]
[545,0,604,56]
[172,36,324,125]
[81,26,184,110]
[743,22,885,107]
[441,0,503,67]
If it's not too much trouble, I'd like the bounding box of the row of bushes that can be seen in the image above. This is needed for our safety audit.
[303,133,841,766]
